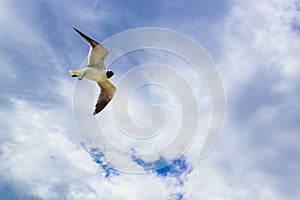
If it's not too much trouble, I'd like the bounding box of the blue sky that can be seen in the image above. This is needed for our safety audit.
[0,0,300,199]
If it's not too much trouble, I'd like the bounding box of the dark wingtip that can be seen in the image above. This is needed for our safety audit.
[93,107,100,115]
[73,27,81,34]
[73,27,85,38]
[93,110,98,115]
[73,27,99,48]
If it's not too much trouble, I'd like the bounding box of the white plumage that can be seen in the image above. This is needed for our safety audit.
[69,28,116,115]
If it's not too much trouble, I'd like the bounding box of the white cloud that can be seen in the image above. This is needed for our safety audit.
[220,0,300,90]
[0,96,184,199]
[200,0,300,199]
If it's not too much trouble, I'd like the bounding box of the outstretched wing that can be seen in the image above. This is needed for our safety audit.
[94,80,116,115]
[74,28,109,70]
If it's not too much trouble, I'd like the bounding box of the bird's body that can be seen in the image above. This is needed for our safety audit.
[69,67,107,82]
[69,28,116,115]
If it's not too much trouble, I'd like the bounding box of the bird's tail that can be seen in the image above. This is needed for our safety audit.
[69,70,80,76]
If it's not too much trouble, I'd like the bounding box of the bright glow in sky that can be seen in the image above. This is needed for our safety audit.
[0,0,299,199]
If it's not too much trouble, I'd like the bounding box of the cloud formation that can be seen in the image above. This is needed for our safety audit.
[0,0,299,199]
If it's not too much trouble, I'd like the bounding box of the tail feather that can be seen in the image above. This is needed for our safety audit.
[69,70,80,76]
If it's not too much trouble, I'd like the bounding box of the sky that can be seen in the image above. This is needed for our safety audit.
[0,0,300,199]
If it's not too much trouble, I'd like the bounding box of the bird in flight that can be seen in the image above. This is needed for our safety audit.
[69,28,116,115]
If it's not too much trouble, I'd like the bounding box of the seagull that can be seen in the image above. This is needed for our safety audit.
[69,28,116,115]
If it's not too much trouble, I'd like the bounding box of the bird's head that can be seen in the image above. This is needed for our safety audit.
[106,70,114,79]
